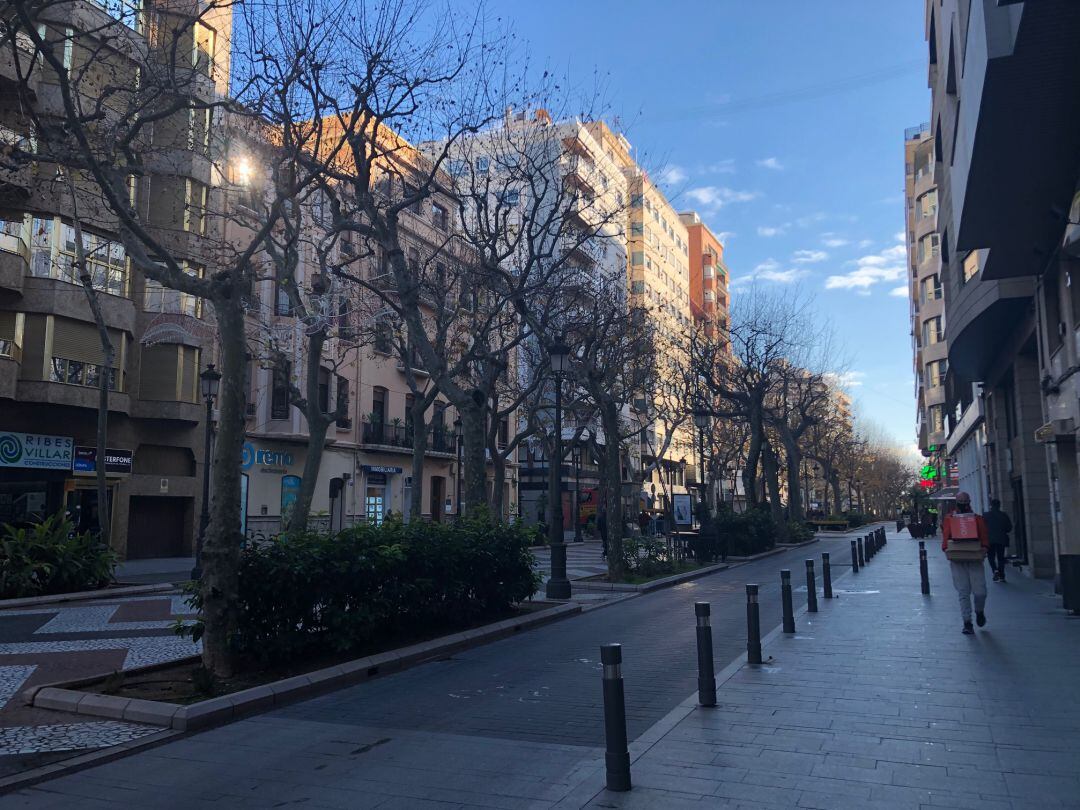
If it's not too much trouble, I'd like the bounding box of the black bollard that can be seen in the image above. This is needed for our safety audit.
[805,560,818,613]
[864,534,872,561]
[822,552,833,599]
[600,643,631,792]
[857,537,865,567]
[781,570,795,633]
[919,545,930,596]
[851,539,860,572]
[695,602,716,707]
[746,584,762,664]
[883,527,888,547]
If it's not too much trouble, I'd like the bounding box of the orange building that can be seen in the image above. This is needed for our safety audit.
[679,212,730,340]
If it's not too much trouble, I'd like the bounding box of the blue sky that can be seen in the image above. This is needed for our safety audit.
[500,0,929,449]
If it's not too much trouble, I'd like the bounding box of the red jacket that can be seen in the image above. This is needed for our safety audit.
[941,511,989,552]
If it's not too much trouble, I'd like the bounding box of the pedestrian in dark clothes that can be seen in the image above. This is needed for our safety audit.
[983,498,1013,582]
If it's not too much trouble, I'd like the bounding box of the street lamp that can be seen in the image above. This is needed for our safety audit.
[191,363,221,580]
[573,441,582,543]
[692,409,709,518]
[546,339,571,600]
[454,416,463,517]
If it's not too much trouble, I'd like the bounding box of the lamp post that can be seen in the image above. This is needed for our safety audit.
[191,363,221,581]
[573,441,583,543]
[546,340,571,600]
[454,416,463,517]
[692,409,709,519]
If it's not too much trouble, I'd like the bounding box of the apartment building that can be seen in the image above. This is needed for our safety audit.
[926,0,1080,591]
[229,122,513,535]
[584,121,698,518]
[0,0,229,558]
[903,123,950,488]
[679,211,730,341]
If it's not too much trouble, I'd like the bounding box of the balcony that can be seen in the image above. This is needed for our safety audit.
[0,231,28,298]
[564,157,598,199]
[360,420,457,455]
[946,274,1036,381]
[0,28,40,93]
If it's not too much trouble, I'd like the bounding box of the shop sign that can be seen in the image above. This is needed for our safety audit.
[241,442,295,473]
[0,432,73,470]
[73,446,133,476]
[361,465,402,475]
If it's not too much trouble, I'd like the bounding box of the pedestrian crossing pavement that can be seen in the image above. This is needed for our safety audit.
[531,540,609,583]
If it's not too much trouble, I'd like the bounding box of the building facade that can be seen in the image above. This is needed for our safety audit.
[0,0,230,558]
[927,0,1080,590]
[679,211,730,341]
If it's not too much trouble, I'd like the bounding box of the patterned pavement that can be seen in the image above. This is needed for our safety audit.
[0,593,199,774]
[531,540,610,584]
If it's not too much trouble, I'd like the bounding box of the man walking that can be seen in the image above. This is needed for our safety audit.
[942,491,990,635]
[983,498,1013,582]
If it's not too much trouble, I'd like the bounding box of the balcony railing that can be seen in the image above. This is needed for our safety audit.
[361,420,457,453]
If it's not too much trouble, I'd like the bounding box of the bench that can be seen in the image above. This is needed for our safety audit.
[808,519,849,531]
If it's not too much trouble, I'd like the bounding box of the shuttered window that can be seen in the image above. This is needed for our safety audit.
[140,344,199,403]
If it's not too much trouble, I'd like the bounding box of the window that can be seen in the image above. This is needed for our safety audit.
[631,251,644,266]
[405,393,415,430]
[962,251,979,283]
[630,194,643,208]
[922,316,943,346]
[275,284,291,316]
[919,274,941,304]
[271,362,291,419]
[917,233,939,264]
[30,217,129,297]
[373,318,393,354]
[0,216,28,259]
[498,418,509,449]
[144,262,203,317]
[335,375,349,423]
[92,0,141,30]
[317,367,330,414]
[475,157,489,174]
[631,280,645,294]
[184,180,208,235]
[50,358,118,390]
[926,359,946,389]
[498,189,520,205]
[403,182,421,214]
[188,108,212,157]
[371,387,387,424]
[918,189,938,219]
[928,404,945,434]
[192,21,216,77]
[432,201,449,231]
[630,222,643,236]
[447,159,465,176]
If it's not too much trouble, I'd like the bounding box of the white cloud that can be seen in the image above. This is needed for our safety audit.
[824,242,908,291]
[889,285,908,297]
[792,249,828,264]
[733,258,807,286]
[857,239,874,248]
[757,225,787,237]
[697,159,737,175]
[756,157,784,171]
[716,231,735,246]
[826,371,866,389]
[893,231,906,242]
[821,233,849,248]
[795,212,827,228]
[685,186,759,213]
[658,164,688,186]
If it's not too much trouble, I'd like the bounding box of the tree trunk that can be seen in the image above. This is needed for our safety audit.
[743,415,762,507]
[284,330,330,533]
[409,402,426,520]
[830,471,843,515]
[199,298,248,678]
[599,402,626,580]
[490,449,505,520]
[784,438,803,523]
[458,403,487,512]
[761,440,784,526]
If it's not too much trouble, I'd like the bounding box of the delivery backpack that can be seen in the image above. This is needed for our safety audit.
[946,513,984,562]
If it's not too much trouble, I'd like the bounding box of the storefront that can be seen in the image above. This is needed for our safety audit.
[360,464,402,526]
[0,431,74,527]
[69,444,133,536]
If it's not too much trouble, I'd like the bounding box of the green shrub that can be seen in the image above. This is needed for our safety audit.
[845,512,870,528]
[620,536,671,578]
[704,505,780,557]
[0,513,116,598]
[786,520,814,544]
[183,511,540,664]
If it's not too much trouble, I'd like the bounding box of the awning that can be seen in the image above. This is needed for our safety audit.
[929,487,958,501]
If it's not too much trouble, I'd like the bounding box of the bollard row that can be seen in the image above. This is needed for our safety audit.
[919,539,930,595]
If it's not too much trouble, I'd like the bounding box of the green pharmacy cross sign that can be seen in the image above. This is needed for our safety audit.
[919,463,940,480]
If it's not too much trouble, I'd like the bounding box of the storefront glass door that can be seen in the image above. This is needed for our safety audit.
[365,487,385,526]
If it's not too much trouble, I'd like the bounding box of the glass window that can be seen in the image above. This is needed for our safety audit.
[30,217,129,296]
[962,251,979,283]
[431,202,449,231]
[271,362,291,419]
[92,0,141,30]
[926,359,947,389]
[475,157,489,174]
[920,274,941,303]
[631,251,644,266]
[184,180,208,235]
[193,21,215,77]
[144,262,203,317]
[50,358,119,391]
[917,233,940,264]
[922,316,943,346]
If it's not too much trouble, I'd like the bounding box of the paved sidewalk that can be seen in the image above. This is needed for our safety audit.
[590,530,1080,809]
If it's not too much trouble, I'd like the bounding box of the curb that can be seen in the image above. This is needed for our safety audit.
[23,602,582,734]
[572,562,731,593]
[726,538,819,564]
[0,583,176,611]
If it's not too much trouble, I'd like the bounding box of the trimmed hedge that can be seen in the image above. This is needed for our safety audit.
[699,505,780,558]
[0,513,116,599]
[184,512,540,664]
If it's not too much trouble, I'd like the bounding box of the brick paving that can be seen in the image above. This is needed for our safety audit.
[0,595,198,774]
[8,527,1076,808]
